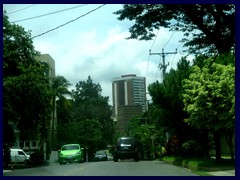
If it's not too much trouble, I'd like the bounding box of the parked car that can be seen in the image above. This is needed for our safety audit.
[58,144,84,165]
[10,149,30,164]
[30,151,44,166]
[94,150,108,161]
[107,153,113,161]
[113,136,139,162]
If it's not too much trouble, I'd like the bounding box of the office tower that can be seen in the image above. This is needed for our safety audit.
[112,74,146,133]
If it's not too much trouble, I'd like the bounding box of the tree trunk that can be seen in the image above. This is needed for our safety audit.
[213,131,221,161]
[200,129,210,159]
[224,129,235,160]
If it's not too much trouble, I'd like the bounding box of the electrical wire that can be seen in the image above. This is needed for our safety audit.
[146,29,160,78]
[12,4,89,23]
[31,4,106,39]
[150,29,160,50]
[6,4,37,14]
[163,30,175,49]
[170,53,177,68]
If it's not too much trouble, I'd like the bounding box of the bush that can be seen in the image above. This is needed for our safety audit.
[181,140,204,158]
[165,136,180,156]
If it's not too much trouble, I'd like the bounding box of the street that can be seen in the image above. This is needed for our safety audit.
[3,160,198,176]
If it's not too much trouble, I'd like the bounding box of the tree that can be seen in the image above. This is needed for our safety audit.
[57,76,115,159]
[114,4,235,55]
[3,13,52,162]
[3,12,39,77]
[50,76,72,150]
[182,59,235,160]
[72,76,114,144]
[148,58,193,141]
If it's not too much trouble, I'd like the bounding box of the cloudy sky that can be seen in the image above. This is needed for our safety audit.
[3,4,191,104]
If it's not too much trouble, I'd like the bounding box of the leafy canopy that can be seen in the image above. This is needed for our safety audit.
[182,60,235,131]
[114,4,235,55]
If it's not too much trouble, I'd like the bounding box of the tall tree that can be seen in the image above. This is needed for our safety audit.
[182,59,235,160]
[148,58,193,141]
[73,76,114,140]
[50,76,72,150]
[114,4,235,55]
[3,13,52,161]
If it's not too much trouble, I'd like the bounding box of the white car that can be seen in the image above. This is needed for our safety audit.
[10,149,30,164]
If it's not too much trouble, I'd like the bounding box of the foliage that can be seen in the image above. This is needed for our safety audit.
[3,12,40,77]
[182,57,235,160]
[148,58,193,143]
[165,136,180,156]
[181,140,204,158]
[127,115,166,160]
[57,76,115,159]
[3,12,53,159]
[114,4,235,55]
[182,61,235,131]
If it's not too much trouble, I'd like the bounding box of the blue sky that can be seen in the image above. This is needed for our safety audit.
[3,4,191,104]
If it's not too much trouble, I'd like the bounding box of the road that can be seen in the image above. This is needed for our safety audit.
[3,160,198,176]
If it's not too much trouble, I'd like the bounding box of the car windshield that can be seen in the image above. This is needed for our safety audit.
[62,145,79,151]
[118,138,136,145]
[96,151,105,155]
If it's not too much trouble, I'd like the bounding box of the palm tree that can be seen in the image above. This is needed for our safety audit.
[50,76,72,151]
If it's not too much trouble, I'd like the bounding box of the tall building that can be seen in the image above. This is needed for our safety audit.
[112,74,146,133]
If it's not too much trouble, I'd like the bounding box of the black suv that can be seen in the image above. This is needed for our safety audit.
[113,136,139,162]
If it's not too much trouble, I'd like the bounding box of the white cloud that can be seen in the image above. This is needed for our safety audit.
[4,4,188,105]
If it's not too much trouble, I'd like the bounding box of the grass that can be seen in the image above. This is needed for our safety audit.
[161,156,235,176]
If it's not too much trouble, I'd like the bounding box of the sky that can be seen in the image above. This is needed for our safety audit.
[3,4,192,105]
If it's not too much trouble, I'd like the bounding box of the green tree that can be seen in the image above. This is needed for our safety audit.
[182,59,235,160]
[148,58,193,142]
[3,13,52,161]
[114,4,235,55]
[127,115,166,160]
[61,76,115,159]
[50,76,72,150]
[72,76,114,144]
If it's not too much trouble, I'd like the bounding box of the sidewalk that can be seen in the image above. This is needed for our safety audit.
[206,170,235,176]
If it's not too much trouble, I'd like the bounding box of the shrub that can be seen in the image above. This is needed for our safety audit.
[181,140,204,158]
[165,136,180,156]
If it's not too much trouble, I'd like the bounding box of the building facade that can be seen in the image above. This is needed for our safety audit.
[112,74,146,133]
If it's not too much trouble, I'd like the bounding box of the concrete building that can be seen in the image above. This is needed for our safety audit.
[112,74,146,133]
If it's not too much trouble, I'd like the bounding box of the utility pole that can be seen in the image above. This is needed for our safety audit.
[149,48,177,78]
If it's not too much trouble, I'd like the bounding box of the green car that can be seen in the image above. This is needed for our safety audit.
[58,144,84,165]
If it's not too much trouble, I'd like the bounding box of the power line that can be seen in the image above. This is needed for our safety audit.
[146,29,160,78]
[163,30,175,49]
[12,4,89,23]
[150,29,160,50]
[31,4,106,39]
[150,48,177,78]
[6,4,37,14]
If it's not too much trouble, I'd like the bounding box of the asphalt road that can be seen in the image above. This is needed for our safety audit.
[3,160,198,176]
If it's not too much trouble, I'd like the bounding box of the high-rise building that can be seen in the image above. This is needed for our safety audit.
[112,74,146,133]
